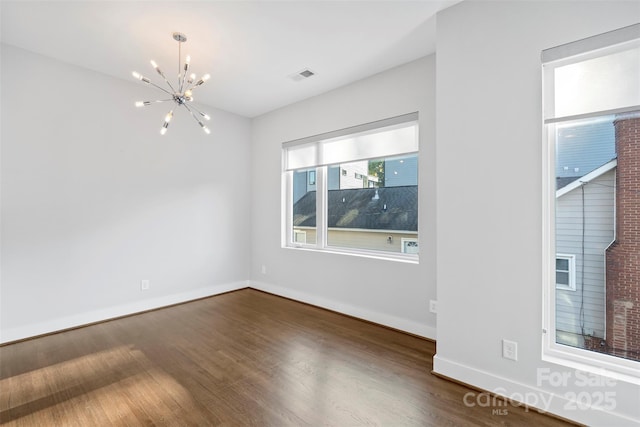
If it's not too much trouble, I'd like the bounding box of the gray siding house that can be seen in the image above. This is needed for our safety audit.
[555,160,616,345]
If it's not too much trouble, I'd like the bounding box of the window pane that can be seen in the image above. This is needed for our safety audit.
[556,271,569,285]
[556,258,569,271]
[292,169,316,244]
[326,154,418,253]
[553,112,639,362]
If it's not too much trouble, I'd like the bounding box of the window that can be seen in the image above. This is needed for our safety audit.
[555,254,575,291]
[283,113,419,261]
[542,24,640,379]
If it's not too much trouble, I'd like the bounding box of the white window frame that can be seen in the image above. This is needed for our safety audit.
[541,23,640,384]
[282,113,419,263]
[555,254,576,291]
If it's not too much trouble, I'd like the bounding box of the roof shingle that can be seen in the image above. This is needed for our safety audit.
[293,186,417,231]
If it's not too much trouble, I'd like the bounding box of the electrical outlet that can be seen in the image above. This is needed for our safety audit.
[502,339,518,361]
[429,300,438,314]
[261,265,266,274]
[140,279,150,291]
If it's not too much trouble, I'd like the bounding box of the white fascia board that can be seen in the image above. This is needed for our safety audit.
[556,159,617,198]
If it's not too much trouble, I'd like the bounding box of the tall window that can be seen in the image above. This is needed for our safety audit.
[542,24,639,379]
[283,113,419,260]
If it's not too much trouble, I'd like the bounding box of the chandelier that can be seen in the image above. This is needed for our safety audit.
[133,32,211,135]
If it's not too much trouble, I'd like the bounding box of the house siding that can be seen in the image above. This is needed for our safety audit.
[556,119,615,179]
[555,169,615,338]
[293,227,417,253]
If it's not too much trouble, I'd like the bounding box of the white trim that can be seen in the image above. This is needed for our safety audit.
[282,244,419,264]
[249,280,435,339]
[556,159,617,198]
[0,281,249,344]
[545,105,640,125]
[328,227,418,235]
[292,226,418,235]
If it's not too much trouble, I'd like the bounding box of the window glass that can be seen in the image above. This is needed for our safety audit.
[556,258,569,271]
[325,154,418,253]
[292,169,316,245]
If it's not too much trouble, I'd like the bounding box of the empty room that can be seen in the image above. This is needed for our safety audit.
[1,1,639,426]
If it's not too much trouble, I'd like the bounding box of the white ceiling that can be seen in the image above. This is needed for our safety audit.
[0,1,458,118]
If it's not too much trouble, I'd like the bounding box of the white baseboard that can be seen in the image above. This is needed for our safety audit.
[0,281,249,344]
[249,280,436,340]
[433,355,639,427]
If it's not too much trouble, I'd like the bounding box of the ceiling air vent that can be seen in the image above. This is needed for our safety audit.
[289,68,316,82]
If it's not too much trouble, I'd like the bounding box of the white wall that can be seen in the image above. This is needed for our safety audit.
[434,1,640,425]
[250,56,436,338]
[0,45,251,342]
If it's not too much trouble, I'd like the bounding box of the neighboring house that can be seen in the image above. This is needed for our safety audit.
[554,117,617,349]
[554,112,640,362]
[293,186,418,253]
[293,155,417,204]
[329,161,380,190]
[555,159,616,346]
[293,161,379,204]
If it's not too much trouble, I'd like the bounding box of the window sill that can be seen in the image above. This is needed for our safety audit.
[282,244,419,264]
[543,342,640,385]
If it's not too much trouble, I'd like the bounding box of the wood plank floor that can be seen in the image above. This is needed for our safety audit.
[0,289,575,426]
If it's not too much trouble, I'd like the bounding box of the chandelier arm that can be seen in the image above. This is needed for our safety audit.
[183,82,194,93]
[136,99,175,107]
[182,77,206,94]
[155,70,178,94]
[146,81,174,96]
[186,103,209,119]
[182,103,201,123]
[182,103,210,134]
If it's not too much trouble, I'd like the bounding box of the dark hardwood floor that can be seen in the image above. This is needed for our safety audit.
[0,289,575,426]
